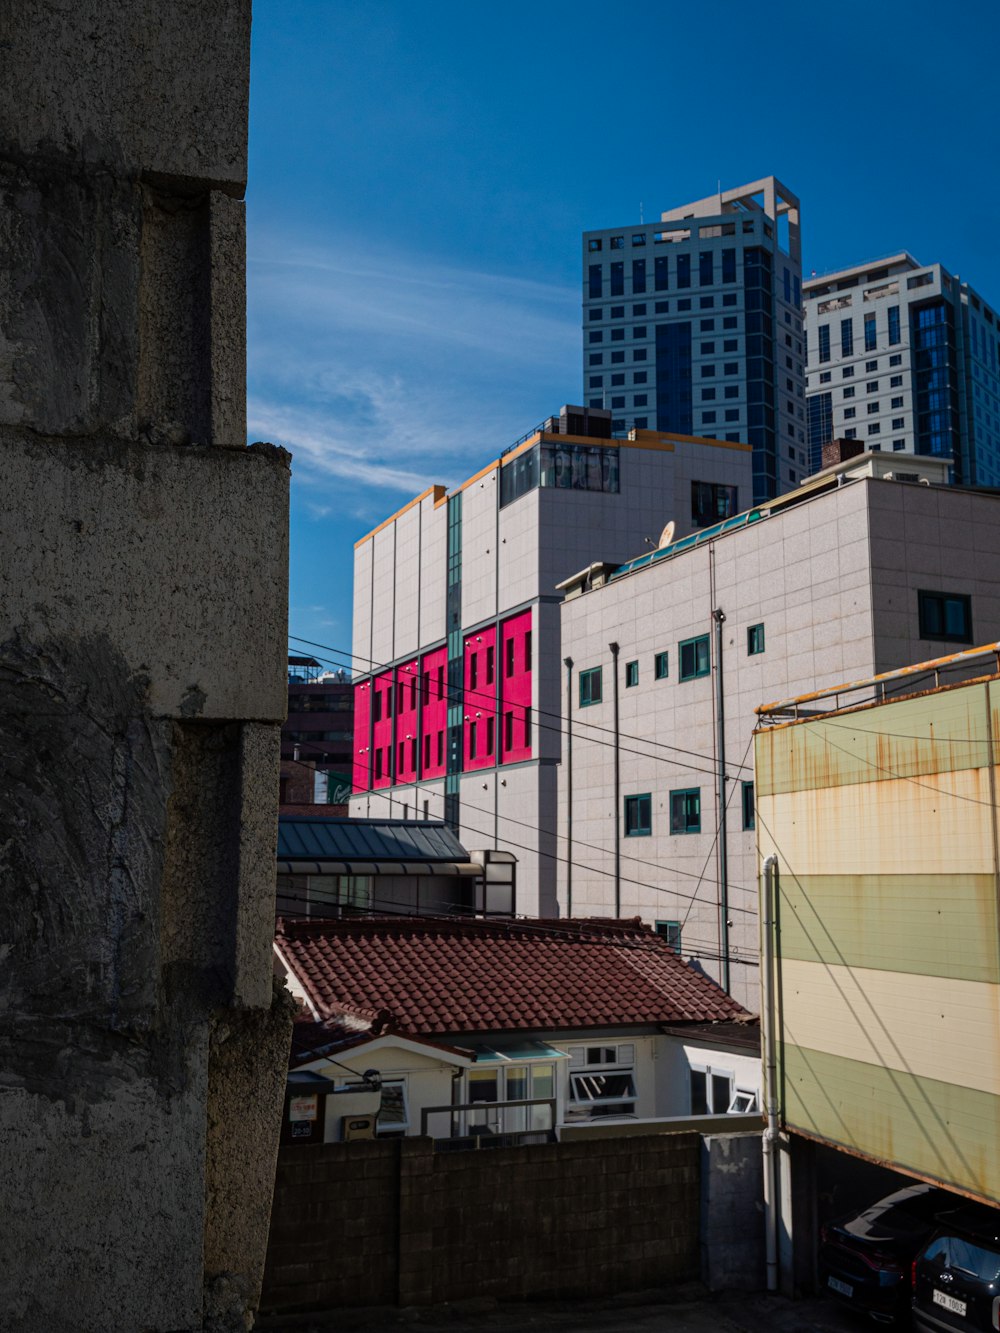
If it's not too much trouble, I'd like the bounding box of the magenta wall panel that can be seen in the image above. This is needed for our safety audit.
[351,678,371,793]
[463,625,497,771]
[395,657,420,785]
[499,608,533,765]
[420,645,448,780]
[371,669,395,789]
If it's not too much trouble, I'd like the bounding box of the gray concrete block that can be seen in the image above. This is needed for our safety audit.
[1,0,251,193]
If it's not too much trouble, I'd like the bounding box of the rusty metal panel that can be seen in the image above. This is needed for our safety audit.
[755,684,990,798]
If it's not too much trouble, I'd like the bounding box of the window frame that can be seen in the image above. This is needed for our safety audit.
[579,666,603,708]
[918,590,973,644]
[669,787,701,835]
[654,650,669,680]
[654,920,681,952]
[679,635,710,681]
[747,623,765,655]
[741,780,755,831]
[625,660,639,688]
[624,793,652,837]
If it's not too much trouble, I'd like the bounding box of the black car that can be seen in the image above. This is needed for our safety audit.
[819,1183,957,1323]
[911,1203,1000,1332]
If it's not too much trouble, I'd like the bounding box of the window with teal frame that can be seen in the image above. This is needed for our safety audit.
[625,660,638,688]
[624,793,651,836]
[669,788,701,834]
[655,921,681,952]
[579,666,603,707]
[654,651,669,680]
[742,780,755,831]
[679,635,710,680]
[747,623,765,655]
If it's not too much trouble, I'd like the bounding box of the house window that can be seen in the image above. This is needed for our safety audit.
[679,635,710,681]
[747,623,765,655]
[525,630,532,673]
[579,666,602,707]
[918,590,972,643]
[654,651,669,680]
[690,1066,736,1116]
[670,788,701,834]
[341,1079,409,1137]
[625,660,638,687]
[655,920,681,952]
[469,652,478,691]
[469,722,477,759]
[504,711,514,751]
[624,793,651,837]
[505,637,515,677]
[692,480,738,526]
[486,715,495,756]
[485,645,494,684]
[567,1044,637,1121]
[742,780,755,831]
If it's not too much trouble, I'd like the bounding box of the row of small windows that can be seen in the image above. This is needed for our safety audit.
[590,306,742,328]
[624,782,755,837]
[817,308,902,362]
[581,626,764,705]
[815,353,903,386]
[588,250,740,297]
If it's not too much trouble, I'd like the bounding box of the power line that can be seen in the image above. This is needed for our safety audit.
[283,730,759,912]
[288,633,753,780]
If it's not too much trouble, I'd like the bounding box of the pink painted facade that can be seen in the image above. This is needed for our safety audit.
[352,678,371,793]
[463,625,497,772]
[371,668,395,789]
[499,608,533,765]
[395,657,420,785]
[420,645,448,780]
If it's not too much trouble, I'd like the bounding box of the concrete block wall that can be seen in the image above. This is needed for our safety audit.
[0,5,293,1330]
[261,1132,701,1314]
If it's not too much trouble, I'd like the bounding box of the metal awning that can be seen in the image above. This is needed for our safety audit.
[277,859,482,876]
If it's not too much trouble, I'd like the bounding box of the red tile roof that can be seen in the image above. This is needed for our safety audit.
[275,916,750,1036]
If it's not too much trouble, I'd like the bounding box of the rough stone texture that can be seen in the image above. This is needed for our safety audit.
[0,3,290,1330]
[0,0,251,193]
[261,1134,702,1314]
[700,1134,766,1292]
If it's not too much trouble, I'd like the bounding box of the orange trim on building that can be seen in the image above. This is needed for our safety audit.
[354,484,447,549]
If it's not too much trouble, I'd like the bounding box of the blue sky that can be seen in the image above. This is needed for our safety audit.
[247,0,1000,668]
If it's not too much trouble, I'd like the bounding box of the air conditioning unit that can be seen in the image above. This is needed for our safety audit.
[342,1114,376,1141]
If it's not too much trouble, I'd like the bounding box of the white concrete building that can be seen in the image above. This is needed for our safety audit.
[350,406,752,917]
[804,253,1000,485]
[583,177,806,503]
[557,453,1000,1009]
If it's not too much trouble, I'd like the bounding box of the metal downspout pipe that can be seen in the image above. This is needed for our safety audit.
[762,852,780,1293]
[713,607,730,993]
[609,641,620,917]
[564,656,573,918]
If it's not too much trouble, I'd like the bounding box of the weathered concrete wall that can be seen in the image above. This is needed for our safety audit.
[0,3,292,1330]
[700,1133,765,1292]
[261,1134,701,1313]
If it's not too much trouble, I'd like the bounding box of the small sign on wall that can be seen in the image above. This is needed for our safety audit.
[289,1094,318,1122]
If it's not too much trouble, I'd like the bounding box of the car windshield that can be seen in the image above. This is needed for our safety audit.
[935,1235,1000,1283]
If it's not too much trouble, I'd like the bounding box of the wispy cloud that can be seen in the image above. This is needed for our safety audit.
[247,228,580,499]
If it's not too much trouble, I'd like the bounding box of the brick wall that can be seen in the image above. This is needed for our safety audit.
[261,1133,701,1314]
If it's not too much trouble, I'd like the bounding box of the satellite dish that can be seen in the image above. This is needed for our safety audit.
[657,520,676,549]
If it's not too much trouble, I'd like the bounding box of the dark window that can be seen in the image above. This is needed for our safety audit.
[918,590,972,643]
[654,256,669,291]
[632,258,646,293]
[469,652,478,691]
[624,793,652,836]
[840,318,853,356]
[610,235,624,249]
[721,249,736,283]
[818,325,830,363]
[486,715,495,756]
[468,723,477,760]
[670,788,701,834]
[742,781,755,831]
[373,689,382,723]
[655,920,682,951]
[610,262,624,296]
[437,731,444,765]
[654,651,669,679]
[589,265,602,299]
[423,734,431,769]
[699,251,713,285]
[677,254,691,288]
[485,645,495,685]
[504,711,514,751]
[579,666,602,707]
[374,749,383,780]
[505,637,515,676]
[588,238,602,252]
[747,623,765,655]
[865,313,877,351]
[625,660,638,688]
[692,480,738,526]
[525,630,532,672]
[888,305,900,345]
[679,635,710,680]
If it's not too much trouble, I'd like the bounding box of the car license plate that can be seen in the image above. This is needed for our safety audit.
[828,1277,853,1298]
[933,1289,967,1316]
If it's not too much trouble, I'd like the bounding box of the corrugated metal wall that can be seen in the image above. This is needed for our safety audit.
[755,680,1000,1205]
